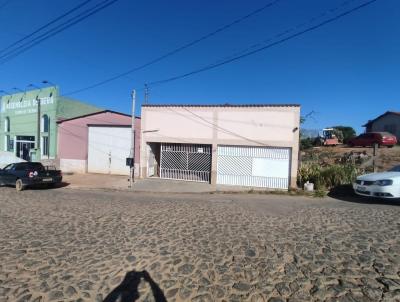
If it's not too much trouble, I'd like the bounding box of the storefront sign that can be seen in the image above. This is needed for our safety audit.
[1,96,54,115]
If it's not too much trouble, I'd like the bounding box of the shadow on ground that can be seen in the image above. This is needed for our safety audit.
[29,182,70,190]
[328,185,400,206]
[103,270,167,302]
[1,182,70,191]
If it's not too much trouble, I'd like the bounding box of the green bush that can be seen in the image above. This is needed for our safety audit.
[298,163,359,190]
[331,126,356,144]
[300,137,314,150]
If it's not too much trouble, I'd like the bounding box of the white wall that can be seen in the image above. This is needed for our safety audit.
[140,106,300,187]
[60,159,86,173]
[0,151,25,168]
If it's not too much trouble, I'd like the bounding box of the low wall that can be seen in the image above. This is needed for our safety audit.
[60,159,86,174]
[0,151,25,168]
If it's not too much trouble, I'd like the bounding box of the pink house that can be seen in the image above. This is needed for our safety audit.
[57,110,140,175]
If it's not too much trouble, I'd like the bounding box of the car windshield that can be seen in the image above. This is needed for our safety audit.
[3,164,13,171]
[388,165,400,172]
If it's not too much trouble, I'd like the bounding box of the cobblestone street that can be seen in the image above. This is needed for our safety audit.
[0,187,400,301]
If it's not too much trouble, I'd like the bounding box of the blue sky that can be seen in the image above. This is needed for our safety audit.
[0,0,399,133]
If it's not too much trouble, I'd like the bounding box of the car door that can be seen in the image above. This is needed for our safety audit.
[361,133,372,146]
[355,134,366,146]
[367,133,379,146]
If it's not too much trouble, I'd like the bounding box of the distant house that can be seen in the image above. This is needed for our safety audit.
[363,111,400,140]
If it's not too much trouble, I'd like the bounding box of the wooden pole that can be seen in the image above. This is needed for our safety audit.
[373,143,378,172]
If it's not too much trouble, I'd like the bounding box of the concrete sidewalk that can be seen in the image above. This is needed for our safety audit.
[62,173,274,193]
[62,173,215,192]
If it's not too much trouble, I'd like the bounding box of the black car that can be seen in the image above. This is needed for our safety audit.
[0,162,62,191]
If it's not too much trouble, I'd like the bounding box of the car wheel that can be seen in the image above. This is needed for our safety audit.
[15,179,24,191]
[388,145,394,148]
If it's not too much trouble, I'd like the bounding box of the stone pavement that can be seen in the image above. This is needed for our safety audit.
[1,187,400,302]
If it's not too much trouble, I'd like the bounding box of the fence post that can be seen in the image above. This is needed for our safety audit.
[373,144,378,173]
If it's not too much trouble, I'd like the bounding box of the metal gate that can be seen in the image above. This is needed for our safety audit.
[217,145,291,189]
[160,143,211,182]
[88,126,131,175]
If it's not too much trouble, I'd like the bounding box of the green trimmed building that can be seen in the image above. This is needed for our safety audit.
[0,86,101,162]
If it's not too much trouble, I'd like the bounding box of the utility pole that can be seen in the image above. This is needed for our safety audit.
[36,96,41,162]
[129,89,136,188]
[144,84,149,104]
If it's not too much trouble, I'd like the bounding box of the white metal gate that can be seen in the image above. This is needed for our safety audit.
[160,143,211,182]
[217,145,290,189]
[88,126,131,175]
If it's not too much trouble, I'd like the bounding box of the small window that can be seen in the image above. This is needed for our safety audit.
[42,136,49,156]
[4,117,10,132]
[42,114,49,133]
[5,135,13,152]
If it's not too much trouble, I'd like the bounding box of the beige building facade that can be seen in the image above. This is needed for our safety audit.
[140,104,300,189]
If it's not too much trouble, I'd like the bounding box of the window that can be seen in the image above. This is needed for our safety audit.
[4,117,10,132]
[5,135,13,152]
[41,114,49,133]
[3,164,13,171]
[15,163,28,171]
[42,136,49,156]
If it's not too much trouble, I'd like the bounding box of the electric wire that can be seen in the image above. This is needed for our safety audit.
[0,0,120,64]
[63,0,282,95]
[0,0,93,55]
[147,0,378,88]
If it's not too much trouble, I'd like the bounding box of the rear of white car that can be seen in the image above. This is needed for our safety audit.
[353,170,400,199]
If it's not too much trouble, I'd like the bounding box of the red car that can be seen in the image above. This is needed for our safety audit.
[348,132,397,148]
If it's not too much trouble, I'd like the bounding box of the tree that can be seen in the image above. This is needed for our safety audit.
[331,126,356,144]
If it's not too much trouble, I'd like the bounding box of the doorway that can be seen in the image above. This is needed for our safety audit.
[147,142,161,177]
[16,136,35,161]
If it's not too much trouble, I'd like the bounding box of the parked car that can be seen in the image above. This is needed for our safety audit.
[0,162,62,191]
[348,132,397,148]
[353,165,400,198]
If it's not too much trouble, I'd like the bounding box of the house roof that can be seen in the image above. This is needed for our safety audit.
[363,111,400,127]
[142,103,300,108]
[56,110,140,123]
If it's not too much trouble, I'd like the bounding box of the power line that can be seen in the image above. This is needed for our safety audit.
[147,0,378,88]
[210,0,358,68]
[0,0,118,63]
[0,0,93,55]
[0,0,120,64]
[63,0,282,96]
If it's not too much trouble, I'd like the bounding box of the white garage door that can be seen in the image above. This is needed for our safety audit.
[217,145,291,189]
[88,126,131,175]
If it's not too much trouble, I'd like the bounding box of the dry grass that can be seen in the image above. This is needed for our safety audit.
[302,145,400,171]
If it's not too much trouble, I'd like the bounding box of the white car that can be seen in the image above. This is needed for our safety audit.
[353,165,400,198]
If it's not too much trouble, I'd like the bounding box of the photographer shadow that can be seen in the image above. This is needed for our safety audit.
[103,270,167,302]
